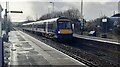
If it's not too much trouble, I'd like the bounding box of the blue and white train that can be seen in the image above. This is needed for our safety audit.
[22,17,73,40]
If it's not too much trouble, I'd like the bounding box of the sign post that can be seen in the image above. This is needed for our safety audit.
[101,18,108,38]
[0,4,3,67]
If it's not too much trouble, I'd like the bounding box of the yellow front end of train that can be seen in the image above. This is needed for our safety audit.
[59,29,72,34]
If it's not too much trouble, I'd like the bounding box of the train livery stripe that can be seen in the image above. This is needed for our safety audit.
[59,29,72,34]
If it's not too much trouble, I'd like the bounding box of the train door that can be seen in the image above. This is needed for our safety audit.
[46,22,48,33]
[35,24,38,31]
[44,22,48,33]
[32,23,34,31]
[53,21,57,33]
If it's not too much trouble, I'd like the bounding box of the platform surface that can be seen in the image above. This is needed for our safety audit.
[73,34,120,45]
[7,31,87,66]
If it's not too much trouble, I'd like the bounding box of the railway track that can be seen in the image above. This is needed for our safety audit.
[15,28,120,67]
[75,38,120,65]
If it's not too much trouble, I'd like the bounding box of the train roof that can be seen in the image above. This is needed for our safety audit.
[22,18,58,25]
[22,17,70,25]
[34,18,58,25]
[22,22,33,25]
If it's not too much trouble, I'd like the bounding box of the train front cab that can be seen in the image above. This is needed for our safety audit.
[56,18,73,41]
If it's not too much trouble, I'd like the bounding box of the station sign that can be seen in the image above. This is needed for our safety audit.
[102,18,107,22]
[10,11,23,13]
[8,11,23,13]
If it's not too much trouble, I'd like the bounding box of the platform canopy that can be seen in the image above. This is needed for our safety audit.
[111,13,120,17]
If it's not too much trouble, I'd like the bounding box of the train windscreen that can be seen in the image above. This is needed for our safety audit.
[58,22,71,29]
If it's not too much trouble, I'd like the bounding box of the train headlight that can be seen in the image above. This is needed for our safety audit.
[58,31,60,33]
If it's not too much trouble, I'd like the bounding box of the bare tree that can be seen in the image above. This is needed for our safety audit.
[39,8,81,21]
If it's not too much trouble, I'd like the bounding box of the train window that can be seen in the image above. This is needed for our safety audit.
[38,24,43,28]
[37,25,40,28]
[48,23,53,29]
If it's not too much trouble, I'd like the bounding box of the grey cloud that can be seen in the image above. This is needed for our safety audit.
[84,2,118,19]
[6,1,119,22]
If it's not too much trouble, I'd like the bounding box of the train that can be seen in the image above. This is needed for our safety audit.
[22,17,73,40]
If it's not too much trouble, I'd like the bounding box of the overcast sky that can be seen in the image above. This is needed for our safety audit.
[0,0,120,22]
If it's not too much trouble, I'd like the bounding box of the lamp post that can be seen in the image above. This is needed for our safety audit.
[80,0,84,35]
[49,2,54,13]
[49,2,54,18]
[4,2,23,42]
[118,1,120,13]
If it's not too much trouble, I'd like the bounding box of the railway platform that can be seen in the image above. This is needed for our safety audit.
[73,34,120,45]
[4,30,87,66]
